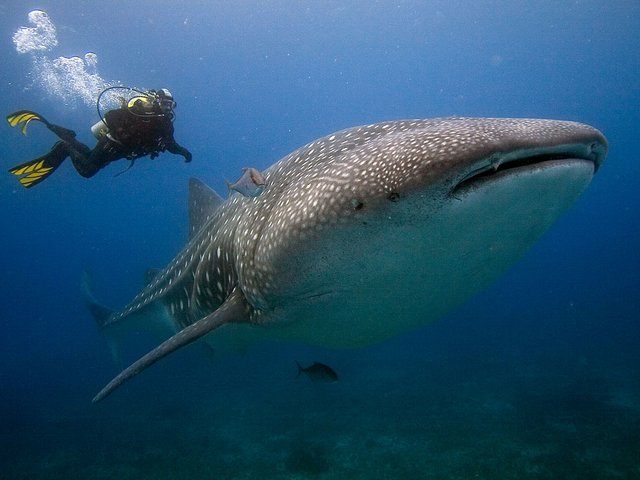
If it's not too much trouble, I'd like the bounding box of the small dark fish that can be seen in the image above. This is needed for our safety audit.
[226,167,266,197]
[296,361,338,383]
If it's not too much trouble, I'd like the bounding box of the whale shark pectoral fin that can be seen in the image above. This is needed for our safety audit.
[92,288,250,403]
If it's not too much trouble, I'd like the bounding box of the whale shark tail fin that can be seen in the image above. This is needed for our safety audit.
[81,270,126,368]
[81,270,113,328]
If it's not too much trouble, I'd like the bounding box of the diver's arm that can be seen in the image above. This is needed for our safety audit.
[166,141,192,163]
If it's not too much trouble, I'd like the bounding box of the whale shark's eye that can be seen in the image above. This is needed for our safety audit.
[351,199,364,211]
[387,192,400,202]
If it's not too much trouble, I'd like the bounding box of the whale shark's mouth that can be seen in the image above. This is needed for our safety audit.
[452,143,605,195]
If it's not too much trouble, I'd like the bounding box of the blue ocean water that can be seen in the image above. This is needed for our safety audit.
[1,1,638,478]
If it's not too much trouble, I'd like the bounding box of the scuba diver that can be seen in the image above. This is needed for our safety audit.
[7,88,192,188]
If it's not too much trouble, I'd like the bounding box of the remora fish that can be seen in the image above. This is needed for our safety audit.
[86,118,607,402]
[296,361,338,383]
[226,167,266,197]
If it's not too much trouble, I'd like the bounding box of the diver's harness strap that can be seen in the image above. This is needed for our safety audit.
[127,138,168,160]
[94,117,169,160]
[112,139,167,177]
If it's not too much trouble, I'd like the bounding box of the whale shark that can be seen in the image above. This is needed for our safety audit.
[87,117,607,402]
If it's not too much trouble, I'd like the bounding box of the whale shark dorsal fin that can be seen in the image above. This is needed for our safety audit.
[188,177,224,239]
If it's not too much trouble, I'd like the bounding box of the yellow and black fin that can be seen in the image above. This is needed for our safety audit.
[8,141,67,188]
[9,160,55,188]
[6,110,49,136]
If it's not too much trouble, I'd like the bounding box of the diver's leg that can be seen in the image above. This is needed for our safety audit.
[45,122,78,142]
[67,146,102,178]
[40,125,98,175]
[68,137,121,178]
[8,141,70,188]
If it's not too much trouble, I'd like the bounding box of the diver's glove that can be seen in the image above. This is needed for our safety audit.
[166,142,192,162]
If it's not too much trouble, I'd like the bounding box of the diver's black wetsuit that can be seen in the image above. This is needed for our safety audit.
[47,106,192,178]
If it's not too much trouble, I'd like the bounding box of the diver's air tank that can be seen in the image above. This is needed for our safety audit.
[90,119,109,139]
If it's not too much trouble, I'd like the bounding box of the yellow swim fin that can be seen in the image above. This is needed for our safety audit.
[9,162,54,188]
[8,141,67,188]
[6,110,50,136]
